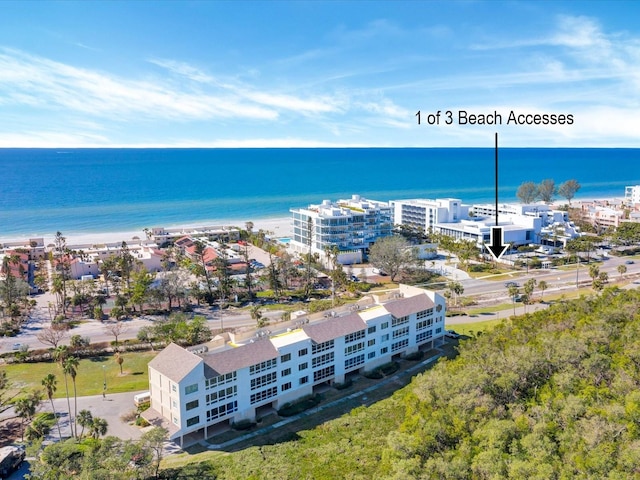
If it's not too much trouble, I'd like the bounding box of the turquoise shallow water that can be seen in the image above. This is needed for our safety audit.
[0,148,638,237]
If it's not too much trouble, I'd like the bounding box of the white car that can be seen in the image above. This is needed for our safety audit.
[445,330,461,339]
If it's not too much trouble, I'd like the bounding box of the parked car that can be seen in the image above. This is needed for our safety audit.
[350,275,360,282]
[625,260,635,264]
[504,281,519,288]
[11,343,22,351]
[445,330,461,339]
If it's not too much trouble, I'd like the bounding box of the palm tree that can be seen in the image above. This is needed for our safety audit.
[618,264,627,280]
[90,417,108,439]
[42,373,63,441]
[14,391,41,442]
[538,280,548,302]
[77,409,93,438]
[250,305,266,328]
[63,356,80,438]
[115,351,124,375]
[53,345,73,438]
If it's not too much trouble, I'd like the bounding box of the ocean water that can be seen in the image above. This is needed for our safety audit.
[0,148,638,238]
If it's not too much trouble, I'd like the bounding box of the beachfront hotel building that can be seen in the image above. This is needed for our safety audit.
[289,194,393,265]
[389,198,581,253]
[390,198,469,233]
[144,284,445,445]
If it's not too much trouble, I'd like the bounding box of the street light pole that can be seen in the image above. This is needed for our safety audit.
[102,365,107,399]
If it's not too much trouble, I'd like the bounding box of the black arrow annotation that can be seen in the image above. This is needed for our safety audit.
[487,226,509,261]
[485,133,509,261]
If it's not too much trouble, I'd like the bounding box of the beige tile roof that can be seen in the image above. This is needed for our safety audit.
[302,312,367,344]
[203,339,278,376]
[148,343,202,383]
[140,407,181,437]
[384,293,434,318]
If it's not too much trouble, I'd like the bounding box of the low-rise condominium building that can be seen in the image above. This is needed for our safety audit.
[144,284,445,445]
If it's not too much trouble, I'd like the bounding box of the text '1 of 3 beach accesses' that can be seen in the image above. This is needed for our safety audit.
[415,109,574,126]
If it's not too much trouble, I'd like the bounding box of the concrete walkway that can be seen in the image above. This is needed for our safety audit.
[206,349,445,450]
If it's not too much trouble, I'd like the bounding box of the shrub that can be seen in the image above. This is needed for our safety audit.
[363,370,383,379]
[277,394,321,417]
[403,351,424,361]
[334,379,353,390]
[232,419,256,431]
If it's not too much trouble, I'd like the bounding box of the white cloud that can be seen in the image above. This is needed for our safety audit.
[148,58,214,83]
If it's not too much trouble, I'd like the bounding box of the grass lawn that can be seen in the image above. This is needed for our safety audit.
[466,303,515,315]
[447,318,508,336]
[1,351,157,398]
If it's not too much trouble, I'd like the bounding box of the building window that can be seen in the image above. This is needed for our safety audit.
[416,318,433,331]
[185,384,198,395]
[393,326,409,339]
[299,376,309,385]
[206,372,236,390]
[250,386,278,405]
[173,416,179,425]
[392,339,409,352]
[344,354,365,370]
[381,334,389,343]
[381,347,389,355]
[298,348,308,357]
[417,308,433,319]
[280,353,291,363]
[367,339,375,347]
[368,351,376,359]
[391,315,409,327]
[250,372,278,391]
[282,367,291,377]
[416,330,433,344]
[313,365,335,382]
[299,362,308,371]
[172,384,177,393]
[172,400,177,409]
[344,330,365,343]
[381,322,389,329]
[367,325,376,334]
[344,342,364,356]
[311,339,334,354]
[249,358,277,375]
[312,352,334,368]
[206,401,237,422]
[186,416,200,427]
[186,400,199,411]
[282,382,292,392]
[206,386,237,405]
[435,327,442,334]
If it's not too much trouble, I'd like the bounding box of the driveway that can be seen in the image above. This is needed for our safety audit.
[43,390,146,441]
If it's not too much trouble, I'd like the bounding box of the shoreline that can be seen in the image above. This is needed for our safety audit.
[0,193,631,247]
[0,216,292,247]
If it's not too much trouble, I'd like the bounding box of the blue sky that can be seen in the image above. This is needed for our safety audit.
[0,1,639,148]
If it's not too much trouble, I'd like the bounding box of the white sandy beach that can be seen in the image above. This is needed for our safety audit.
[1,217,292,247]
[1,194,629,247]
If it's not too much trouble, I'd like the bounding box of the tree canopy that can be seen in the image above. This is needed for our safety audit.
[516,181,538,204]
[368,235,414,281]
[31,288,640,479]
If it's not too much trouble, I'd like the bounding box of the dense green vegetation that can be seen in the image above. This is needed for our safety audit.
[27,287,640,479]
[193,287,640,479]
